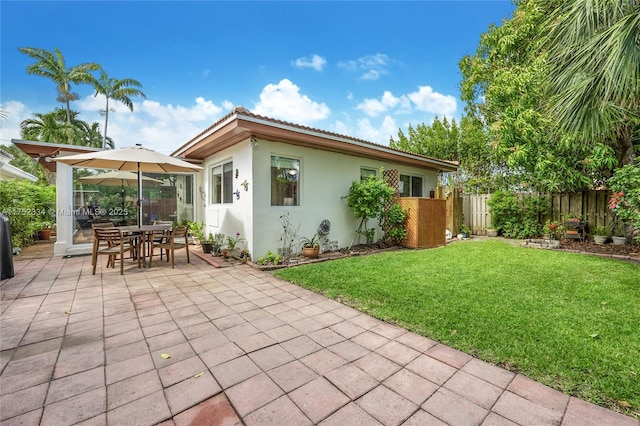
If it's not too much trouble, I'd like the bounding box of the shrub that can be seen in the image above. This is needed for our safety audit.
[0,180,56,248]
[488,190,548,239]
[345,170,395,246]
[608,164,640,243]
[379,202,408,244]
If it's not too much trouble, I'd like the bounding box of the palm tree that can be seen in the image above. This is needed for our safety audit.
[541,0,639,166]
[20,111,78,144]
[18,47,100,124]
[92,68,146,149]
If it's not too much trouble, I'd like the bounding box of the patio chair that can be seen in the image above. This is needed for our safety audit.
[92,228,141,275]
[148,225,190,269]
[91,222,115,267]
[151,220,174,260]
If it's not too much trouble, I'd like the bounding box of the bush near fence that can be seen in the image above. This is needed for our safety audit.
[461,190,616,237]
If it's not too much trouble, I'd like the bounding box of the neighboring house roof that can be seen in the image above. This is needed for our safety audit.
[11,139,103,172]
[0,149,38,182]
[172,106,458,172]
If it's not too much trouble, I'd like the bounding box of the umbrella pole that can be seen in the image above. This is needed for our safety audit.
[137,163,142,228]
[121,182,126,226]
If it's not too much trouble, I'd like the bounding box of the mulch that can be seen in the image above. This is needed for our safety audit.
[559,239,639,258]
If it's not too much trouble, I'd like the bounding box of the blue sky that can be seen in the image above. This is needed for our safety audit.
[1,1,515,154]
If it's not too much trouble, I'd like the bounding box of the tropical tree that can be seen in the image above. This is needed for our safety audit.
[18,47,99,124]
[20,111,78,144]
[458,0,632,192]
[92,68,146,148]
[540,0,640,167]
[20,108,111,148]
[390,115,500,193]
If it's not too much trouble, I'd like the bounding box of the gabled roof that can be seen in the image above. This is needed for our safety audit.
[172,106,458,172]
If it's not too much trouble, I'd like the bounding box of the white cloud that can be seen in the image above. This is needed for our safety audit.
[330,115,398,145]
[253,79,330,124]
[354,116,398,145]
[407,85,457,117]
[292,54,327,71]
[338,53,391,80]
[356,91,410,117]
[0,101,33,145]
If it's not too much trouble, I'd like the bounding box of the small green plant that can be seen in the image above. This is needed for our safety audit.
[212,233,225,246]
[257,250,282,265]
[188,221,205,242]
[591,224,611,237]
[459,224,471,235]
[226,232,245,249]
[300,234,319,248]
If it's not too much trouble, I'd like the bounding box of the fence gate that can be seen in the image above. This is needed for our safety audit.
[463,194,491,236]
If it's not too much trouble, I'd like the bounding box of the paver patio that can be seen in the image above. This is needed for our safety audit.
[1,250,638,425]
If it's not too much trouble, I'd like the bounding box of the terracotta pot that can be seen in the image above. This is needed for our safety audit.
[39,229,52,240]
[302,246,319,258]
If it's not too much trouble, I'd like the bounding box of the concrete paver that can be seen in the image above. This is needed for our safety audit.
[1,250,638,425]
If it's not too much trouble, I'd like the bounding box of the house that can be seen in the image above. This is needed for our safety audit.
[173,106,457,259]
[0,148,37,182]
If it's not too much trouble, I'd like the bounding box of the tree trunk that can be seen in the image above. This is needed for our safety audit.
[617,127,637,166]
[103,97,109,149]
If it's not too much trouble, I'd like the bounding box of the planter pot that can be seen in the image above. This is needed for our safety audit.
[611,236,627,245]
[486,229,498,237]
[593,235,608,245]
[201,243,213,254]
[39,229,52,240]
[302,246,320,258]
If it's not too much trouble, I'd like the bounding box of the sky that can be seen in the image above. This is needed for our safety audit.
[0,1,515,155]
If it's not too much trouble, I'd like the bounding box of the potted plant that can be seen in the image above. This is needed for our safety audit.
[188,221,205,245]
[458,224,471,239]
[591,224,611,245]
[300,234,320,258]
[225,232,245,258]
[200,232,214,254]
[542,220,563,240]
[211,233,226,254]
[38,221,54,240]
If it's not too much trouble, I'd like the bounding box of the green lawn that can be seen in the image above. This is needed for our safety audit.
[273,240,640,417]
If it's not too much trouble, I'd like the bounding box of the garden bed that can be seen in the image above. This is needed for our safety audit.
[560,239,640,262]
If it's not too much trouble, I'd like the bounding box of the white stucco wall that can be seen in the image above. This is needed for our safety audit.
[199,137,439,259]
[201,142,254,253]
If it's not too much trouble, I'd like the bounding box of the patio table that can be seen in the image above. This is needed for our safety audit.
[118,224,171,267]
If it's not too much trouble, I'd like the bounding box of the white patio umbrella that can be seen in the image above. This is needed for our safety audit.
[54,144,202,227]
[79,170,164,222]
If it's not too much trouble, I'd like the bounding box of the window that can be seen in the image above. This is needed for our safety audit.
[271,156,299,206]
[211,161,233,204]
[360,168,377,181]
[399,174,423,197]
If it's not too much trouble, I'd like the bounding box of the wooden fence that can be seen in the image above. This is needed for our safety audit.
[459,190,615,235]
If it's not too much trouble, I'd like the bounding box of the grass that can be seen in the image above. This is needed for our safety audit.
[273,240,640,417]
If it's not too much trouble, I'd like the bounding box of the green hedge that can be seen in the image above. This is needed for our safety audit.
[0,180,56,249]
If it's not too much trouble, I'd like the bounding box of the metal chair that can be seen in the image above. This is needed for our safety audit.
[92,228,141,275]
[148,225,190,269]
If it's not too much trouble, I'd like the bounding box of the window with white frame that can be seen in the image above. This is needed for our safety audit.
[360,168,377,180]
[271,156,299,206]
[211,161,233,204]
[399,174,423,197]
